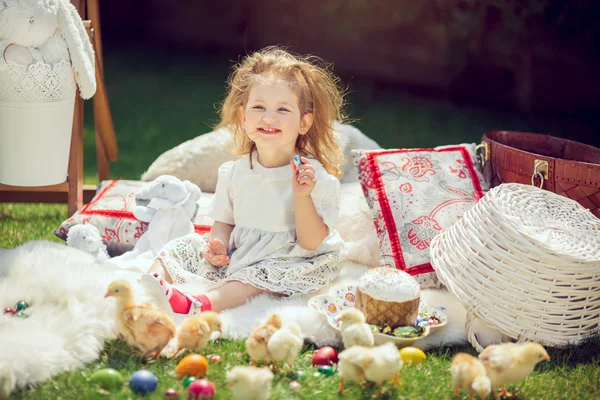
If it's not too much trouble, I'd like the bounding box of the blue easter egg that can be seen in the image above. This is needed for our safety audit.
[129,370,158,395]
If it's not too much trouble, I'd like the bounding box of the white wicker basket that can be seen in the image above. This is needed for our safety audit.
[0,60,76,186]
[430,183,600,351]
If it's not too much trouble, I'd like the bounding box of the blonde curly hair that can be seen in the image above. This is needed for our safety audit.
[217,46,346,178]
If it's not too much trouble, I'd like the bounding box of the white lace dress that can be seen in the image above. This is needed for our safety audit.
[156,152,347,296]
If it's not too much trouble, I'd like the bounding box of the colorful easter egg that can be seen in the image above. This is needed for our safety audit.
[399,346,427,365]
[312,346,338,366]
[129,370,158,394]
[188,379,215,399]
[15,301,29,312]
[176,354,208,378]
[89,368,124,391]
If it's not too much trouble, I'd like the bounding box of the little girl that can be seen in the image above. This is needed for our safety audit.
[141,47,347,320]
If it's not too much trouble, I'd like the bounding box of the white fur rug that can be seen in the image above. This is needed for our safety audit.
[0,183,506,395]
[0,241,505,396]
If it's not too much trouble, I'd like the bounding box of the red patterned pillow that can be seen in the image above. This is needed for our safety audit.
[353,144,488,289]
[54,180,214,256]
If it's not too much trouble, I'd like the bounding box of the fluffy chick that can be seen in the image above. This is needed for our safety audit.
[479,342,550,399]
[226,366,274,400]
[267,322,304,373]
[338,308,374,349]
[174,311,222,355]
[451,353,491,400]
[337,345,372,394]
[104,280,176,359]
[362,342,404,397]
[246,314,282,366]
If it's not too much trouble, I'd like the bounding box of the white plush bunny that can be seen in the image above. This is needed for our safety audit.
[0,0,96,99]
[66,223,110,262]
[134,175,202,223]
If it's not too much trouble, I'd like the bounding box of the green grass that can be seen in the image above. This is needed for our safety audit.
[1,47,599,399]
[8,337,600,399]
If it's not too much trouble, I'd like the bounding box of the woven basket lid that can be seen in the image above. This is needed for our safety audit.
[431,183,600,350]
[479,183,600,263]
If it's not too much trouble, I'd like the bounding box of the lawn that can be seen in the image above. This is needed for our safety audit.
[1,46,599,399]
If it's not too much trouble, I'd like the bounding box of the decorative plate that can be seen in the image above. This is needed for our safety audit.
[308,284,448,347]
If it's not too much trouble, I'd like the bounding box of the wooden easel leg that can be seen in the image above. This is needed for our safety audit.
[88,0,118,174]
[68,96,84,217]
[95,120,110,181]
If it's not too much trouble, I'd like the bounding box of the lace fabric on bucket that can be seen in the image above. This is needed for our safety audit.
[0,60,76,102]
[158,233,343,296]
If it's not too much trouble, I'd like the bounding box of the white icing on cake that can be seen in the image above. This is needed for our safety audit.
[358,267,420,302]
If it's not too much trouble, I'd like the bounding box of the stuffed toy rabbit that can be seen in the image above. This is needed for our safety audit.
[134,175,202,223]
[66,223,110,262]
[0,0,96,99]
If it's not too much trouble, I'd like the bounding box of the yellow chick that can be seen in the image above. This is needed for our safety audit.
[267,322,304,373]
[337,345,372,394]
[362,342,403,397]
[338,308,374,349]
[174,311,223,355]
[104,280,176,359]
[451,352,491,400]
[226,366,274,400]
[245,314,282,366]
[479,342,550,399]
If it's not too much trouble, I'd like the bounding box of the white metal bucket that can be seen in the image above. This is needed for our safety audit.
[0,99,75,186]
[0,60,76,186]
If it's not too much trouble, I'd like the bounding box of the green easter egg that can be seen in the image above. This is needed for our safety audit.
[90,368,124,391]
[183,376,196,388]
[15,301,29,312]
[290,370,306,380]
[317,365,335,376]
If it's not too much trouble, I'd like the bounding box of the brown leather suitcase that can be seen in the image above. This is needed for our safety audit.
[477,131,600,218]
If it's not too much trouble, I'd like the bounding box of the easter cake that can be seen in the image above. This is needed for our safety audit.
[356,267,421,329]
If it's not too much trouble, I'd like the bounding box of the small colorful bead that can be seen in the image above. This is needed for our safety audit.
[317,365,335,376]
[183,377,196,388]
[290,370,306,380]
[15,301,29,312]
[208,355,221,364]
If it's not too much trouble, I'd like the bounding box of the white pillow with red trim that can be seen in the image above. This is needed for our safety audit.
[352,144,489,289]
[54,180,214,256]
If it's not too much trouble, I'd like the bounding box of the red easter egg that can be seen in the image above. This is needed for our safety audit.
[188,379,215,400]
[3,307,15,315]
[312,346,338,366]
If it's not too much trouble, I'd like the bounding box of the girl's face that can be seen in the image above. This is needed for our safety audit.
[240,79,313,154]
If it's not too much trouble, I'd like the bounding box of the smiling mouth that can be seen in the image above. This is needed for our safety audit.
[258,127,281,134]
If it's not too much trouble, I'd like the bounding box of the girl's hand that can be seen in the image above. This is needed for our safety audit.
[291,156,316,197]
[202,238,230,267]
